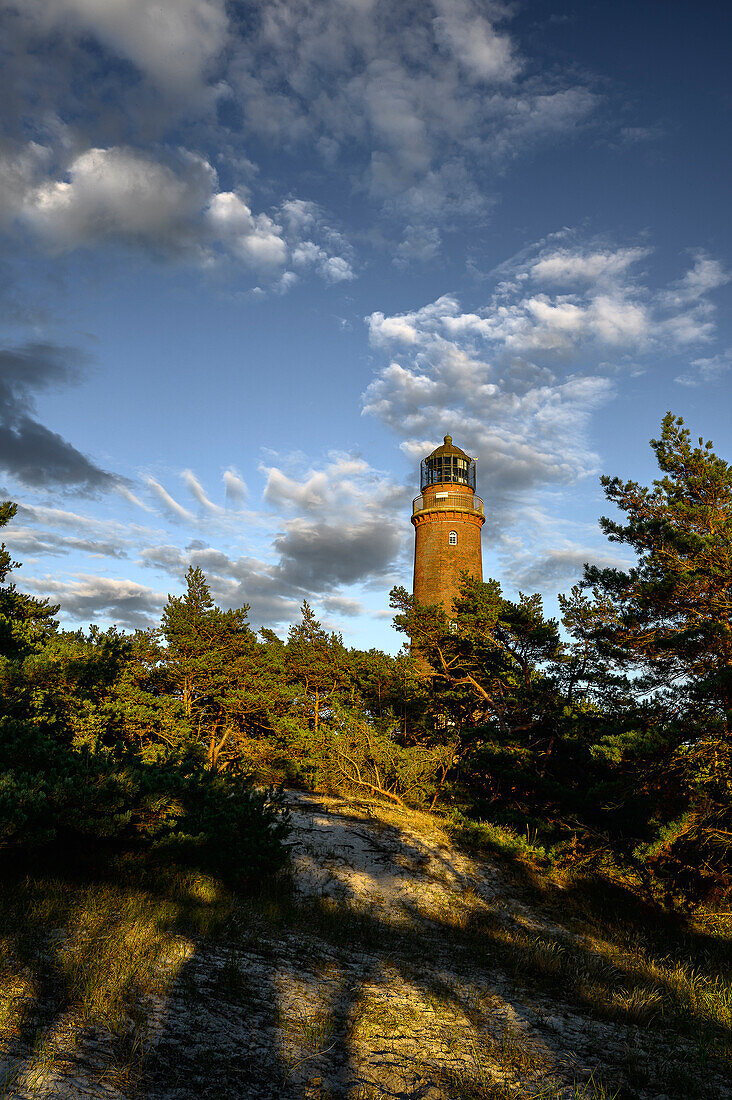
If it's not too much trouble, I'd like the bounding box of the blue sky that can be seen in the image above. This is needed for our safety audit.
[0,0,729,651]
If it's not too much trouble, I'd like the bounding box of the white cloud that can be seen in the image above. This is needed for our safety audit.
[432,0,519,84]
[206,191,287,267]
[0,143,52,221]
[320,594,365,618]
[11,0,228,99]
[223,468,248,502]
[529,247,651,285]
[0,0,605,267]
[23,573,165,629]
[23,147,216,254]
[660,253,730,308]
[291,241,354,282]
[146,477,196,523]
[4,526,127,561]
[262,452,407,522]
[181,469,225,513]
[394,225,441,267]
[3,144,353,283]
[363,241,728,526]
[503,539,632,594]
[319,255,355,283]
[281,199,355,281]
[227,0,599,232]
[261,451,409,594]
[675,348,732,387]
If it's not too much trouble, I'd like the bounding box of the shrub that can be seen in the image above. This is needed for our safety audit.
[0,717,290,883]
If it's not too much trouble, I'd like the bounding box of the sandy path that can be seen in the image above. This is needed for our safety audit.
[1,791,728,1100]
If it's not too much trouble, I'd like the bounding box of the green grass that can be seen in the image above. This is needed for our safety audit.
[0,856,233,1094]
[445,812,556,868]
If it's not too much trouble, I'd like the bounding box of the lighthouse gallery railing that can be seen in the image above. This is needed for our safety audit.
[412,493,483,517]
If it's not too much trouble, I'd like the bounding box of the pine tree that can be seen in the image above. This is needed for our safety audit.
[571,414,732,904]
[161,567,286,770]
[285,601,347,732]
[584,412,732,719]
[0,502,58,659]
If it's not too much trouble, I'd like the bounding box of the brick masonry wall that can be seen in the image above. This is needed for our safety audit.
[412,509,484,614]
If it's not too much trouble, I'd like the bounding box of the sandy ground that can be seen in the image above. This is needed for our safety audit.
[1,791,729,1099]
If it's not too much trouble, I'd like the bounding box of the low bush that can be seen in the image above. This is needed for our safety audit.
[0,718,290,884]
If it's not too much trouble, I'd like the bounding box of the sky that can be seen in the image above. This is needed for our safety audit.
[0,0,730,651]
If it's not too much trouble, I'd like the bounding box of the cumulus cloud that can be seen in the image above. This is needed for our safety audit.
[363,243,728,528]
[263,452,409,521]
[140,542,299,628]
[0,343,119,492]
[529,247,651,286]
[505,544,632,593]
[22,147,217,255]
[273,519,401,590]
[7,0,228,100]
[206,191,287,267]
[281,200,355,282]
[262,452,409,592]
[0,0,603,263]
[321,594,365,618]
[393,225,442,268]
[135,453,409,627]
[13,146,281,265]
[432,0,519,84]
[0,144,354,283]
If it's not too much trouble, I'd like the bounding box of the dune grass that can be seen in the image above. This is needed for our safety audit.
[0,855,233,1095]
[0,805,729,1099]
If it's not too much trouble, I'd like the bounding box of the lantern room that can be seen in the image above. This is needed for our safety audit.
[420,435,476,492]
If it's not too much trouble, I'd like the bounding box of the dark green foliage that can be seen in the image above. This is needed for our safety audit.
[0,715,289,885]
[390,578,573,820]
[0,501,58,659]
[149,779,290,883]
[0,505,290,884]
[567,414,732,905]
[0,719,137,850]
[584,412,732,713]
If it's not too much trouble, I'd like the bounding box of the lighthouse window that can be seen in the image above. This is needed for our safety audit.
[448,530,458,546]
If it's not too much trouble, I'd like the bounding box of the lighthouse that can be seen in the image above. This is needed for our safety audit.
[411,435,484,614]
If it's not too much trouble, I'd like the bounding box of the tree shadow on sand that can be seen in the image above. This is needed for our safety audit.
[1,798,730,1100]
[135,795,732,1100]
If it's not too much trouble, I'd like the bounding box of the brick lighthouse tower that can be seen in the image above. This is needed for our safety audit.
[411,435,484,613]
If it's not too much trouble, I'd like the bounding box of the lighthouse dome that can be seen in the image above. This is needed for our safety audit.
[426,434,471,460]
